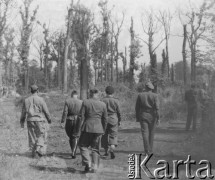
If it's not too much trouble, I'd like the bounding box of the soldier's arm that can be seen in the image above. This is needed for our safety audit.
[78,102,86,134]
[42,100,52,124]
[135,95,140,121]
[102,105,108,132]
[116,100,122,123]
[20,100,27,127]
[154,95,160,120]
[61,100,68,123]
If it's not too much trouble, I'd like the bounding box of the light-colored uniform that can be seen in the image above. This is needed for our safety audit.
[20,93,51,155]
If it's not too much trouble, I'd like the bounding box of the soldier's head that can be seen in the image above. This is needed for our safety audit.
[105,86,114,96]
[145,81,154,91]
[30,85,38,94]
[71,90,78,99]
[89,89,99,99]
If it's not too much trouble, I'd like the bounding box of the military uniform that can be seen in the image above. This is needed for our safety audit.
[185,88,198,130]
[135,87,159,155]
[79,98,108,171]
[20,93,51,156]
[61,97,82,157]
[101,96,121,153]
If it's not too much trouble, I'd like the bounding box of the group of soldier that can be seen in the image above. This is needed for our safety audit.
[19,81,209,173]
[20,84,122,173]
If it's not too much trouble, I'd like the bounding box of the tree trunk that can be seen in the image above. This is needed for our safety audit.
[110,27,114,82]
[44,55,48,90]
[101,57,103,83]
[166,36,170,78]
[123,46,127,83]
[24,66,29,93]
[129,17,135,89]
[182,25,187,86]
[63,8,73,93]
[58,41,62,89]
[190,44,196,82]
[151,53,157,93]
[0,38,3,87]
[94,68,97,85]
[115,38,119,82]
[171,64,175,83]
[80,51,88,100]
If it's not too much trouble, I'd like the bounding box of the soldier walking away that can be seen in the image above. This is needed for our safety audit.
[135,81,159,156]
[101,86,121,159]
[61,90,82,159]
[20,85,52,158]
[79,89,108,173]
[185,83,198,131]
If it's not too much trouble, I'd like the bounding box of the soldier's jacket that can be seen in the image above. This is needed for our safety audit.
[102,96,121,125]
[20,94,51,123]
[80,98,108,134]
[185,89,198,108]
[135,91,159,123]
[61,97,83,123]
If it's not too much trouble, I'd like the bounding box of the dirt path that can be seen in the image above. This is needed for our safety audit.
[0,98,213,180]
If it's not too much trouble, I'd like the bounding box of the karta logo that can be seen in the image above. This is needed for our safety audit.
[128,154,214,179]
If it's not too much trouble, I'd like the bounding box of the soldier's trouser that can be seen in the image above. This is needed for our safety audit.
[101,123,118,151]
[186,107,197,130]
[140,120,156,154]
[65,119,79,155]
[27,121,47,155]
[79,132,101,170]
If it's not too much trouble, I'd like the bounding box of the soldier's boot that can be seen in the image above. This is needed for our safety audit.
[103,148,109,156]
[92,151,100,172]
[35,145,43,158]
[71,138,78,159]
[109,145,115,159]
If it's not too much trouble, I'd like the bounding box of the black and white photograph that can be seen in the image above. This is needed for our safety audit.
[0,0,214,179]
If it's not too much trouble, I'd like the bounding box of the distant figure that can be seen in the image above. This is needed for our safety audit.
[135,81,159,155]
[101,86,121,159]
[20,85,52,158]
[185,84,198,131]
[79,89,108,173]
[61,90,82,159]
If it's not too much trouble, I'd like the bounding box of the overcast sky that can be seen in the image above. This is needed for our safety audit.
[15,0,204,68]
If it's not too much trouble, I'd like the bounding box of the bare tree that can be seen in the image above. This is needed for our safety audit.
[119,46,127,83]
[182,0,215,82]
[182,25,187,85]
[140,8,165,64]
[129,17,142,89]
[71,4,94,99]
[0,0,14,87]
[158,10,172,78]
[109,11,125,82]
[33,37,44,70]
[63,0,74,93]
[18,0,38,92]
[140,8,164,90]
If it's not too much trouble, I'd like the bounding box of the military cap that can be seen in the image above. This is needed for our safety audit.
[145,81,154,90]
[30,84,38,91]
[105,86,114,95]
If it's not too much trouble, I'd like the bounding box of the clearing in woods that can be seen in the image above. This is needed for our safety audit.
[0,96,214,180]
